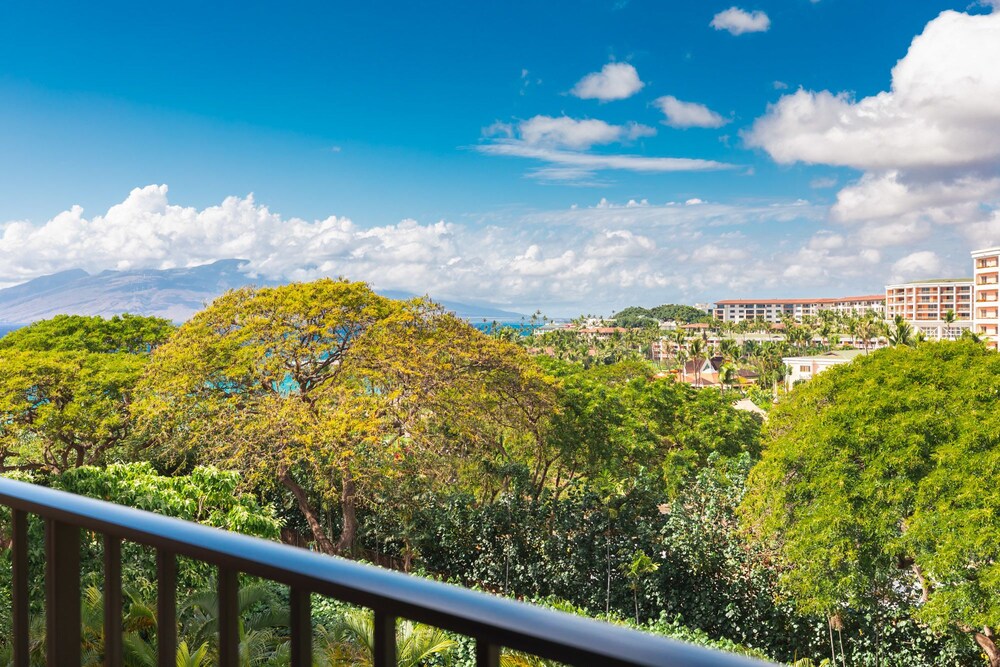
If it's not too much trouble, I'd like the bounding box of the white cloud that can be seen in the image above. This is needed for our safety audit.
[746,11,1000,170]
[710,7,771,35]
[478,141,734,176]
[890,251,943,283]
[12,187,977,315]
[746,9,1000,253]
[0,187,850,314]
[809,177,838,189]
[832,171,1000,226]
[477,113,733,182]
[571,62,644,101]
[516,115,655,150]
[654,96,728,129]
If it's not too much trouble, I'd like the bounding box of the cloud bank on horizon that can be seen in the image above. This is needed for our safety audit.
[0,185,835,313]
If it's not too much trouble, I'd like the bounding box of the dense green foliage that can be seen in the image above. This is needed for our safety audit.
[742,341,998,663]
[0,314,168,474]
[612,304,711,327]
[0,313,174,353]
[0,296,996,665]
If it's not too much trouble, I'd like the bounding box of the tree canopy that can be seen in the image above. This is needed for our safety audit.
[134,279,553,554]
[0,313,174,354]
[612,304,710,328]
[741,341,1000,664]
[0,314,169,474]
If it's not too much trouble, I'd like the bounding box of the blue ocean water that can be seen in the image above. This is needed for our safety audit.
[470,322,540,337]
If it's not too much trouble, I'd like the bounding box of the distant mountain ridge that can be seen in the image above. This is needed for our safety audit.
[0,260,524,324]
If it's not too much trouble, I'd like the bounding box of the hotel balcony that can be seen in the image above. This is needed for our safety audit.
[976,259,1000,269]
[0,478,762,667]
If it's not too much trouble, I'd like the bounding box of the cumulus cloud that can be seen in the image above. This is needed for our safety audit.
[654,96,728,129]
[571,62,644,101]
[890,251,944,283]
[746,9,1000,250]
[1,186,859,313]
[747,11,1000,170]
[710,7,771,35]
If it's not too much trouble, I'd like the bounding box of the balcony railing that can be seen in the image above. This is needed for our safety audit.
[0,477,767,667]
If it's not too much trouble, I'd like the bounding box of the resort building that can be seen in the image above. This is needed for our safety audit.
[783,350,866,390]
[973,247,1000,349]
[712,295,885,323]
[883,279,973,340]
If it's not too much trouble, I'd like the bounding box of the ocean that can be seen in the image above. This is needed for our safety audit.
[470,322,540,336]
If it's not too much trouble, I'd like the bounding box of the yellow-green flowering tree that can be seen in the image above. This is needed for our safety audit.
[134,279,553,555]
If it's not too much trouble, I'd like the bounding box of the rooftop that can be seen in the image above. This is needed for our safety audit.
[886,278,973,286]
[715,295,884,305]
[783,349,867,362]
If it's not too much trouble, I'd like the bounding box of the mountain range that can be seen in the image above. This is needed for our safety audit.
[0,260,523,324]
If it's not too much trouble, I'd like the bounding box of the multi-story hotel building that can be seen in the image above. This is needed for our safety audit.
[883,279,973,340]
[973,247,1000,349]
[712,295,885,324]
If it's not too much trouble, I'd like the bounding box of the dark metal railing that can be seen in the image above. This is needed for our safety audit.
[0,476,772,667]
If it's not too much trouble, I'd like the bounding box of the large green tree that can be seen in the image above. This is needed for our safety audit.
[0,314,168,473]
[0,313,174,353]
[741,341,1000,664]
[134,279,552,555]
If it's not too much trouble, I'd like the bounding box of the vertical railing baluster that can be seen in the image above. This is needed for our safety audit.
[156,550,176,667]
[45,519,81,666]
[104,534,123,667]
[372,611,397,667]
[218,567,239,667]
[11,510,29,667]
[290,588,312,667]
[476,639,501,667]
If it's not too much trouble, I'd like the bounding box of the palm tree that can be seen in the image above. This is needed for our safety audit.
[676,347,689,383]
[961,328,986,344]
[688,338,707,387]
[943,308,957,340]
[888,314,915,347]
[314,608,457,667]
[718,338,738,363]
[719,363,738,393]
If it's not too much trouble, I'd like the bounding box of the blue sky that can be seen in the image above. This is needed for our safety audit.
[2,1,999,315]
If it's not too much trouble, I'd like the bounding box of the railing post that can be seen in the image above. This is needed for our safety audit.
[290,588,312,667]
[104,535,123,667]
[218,567,240,667]
[45,519,81,666]
[11,510,29,667]
[476,639,501,667]
[372,611,396,667]
[156,550,176,667]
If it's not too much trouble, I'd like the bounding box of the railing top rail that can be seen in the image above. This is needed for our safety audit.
[0,477,771,667]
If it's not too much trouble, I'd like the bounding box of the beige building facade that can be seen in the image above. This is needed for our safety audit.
[883,279,973,340]
[713,295,885,324]
[973,247,1000,349]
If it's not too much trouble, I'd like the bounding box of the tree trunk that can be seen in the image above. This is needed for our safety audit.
[974,628,1000,667]
[280,472,337,555]
[335,468,358,555]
